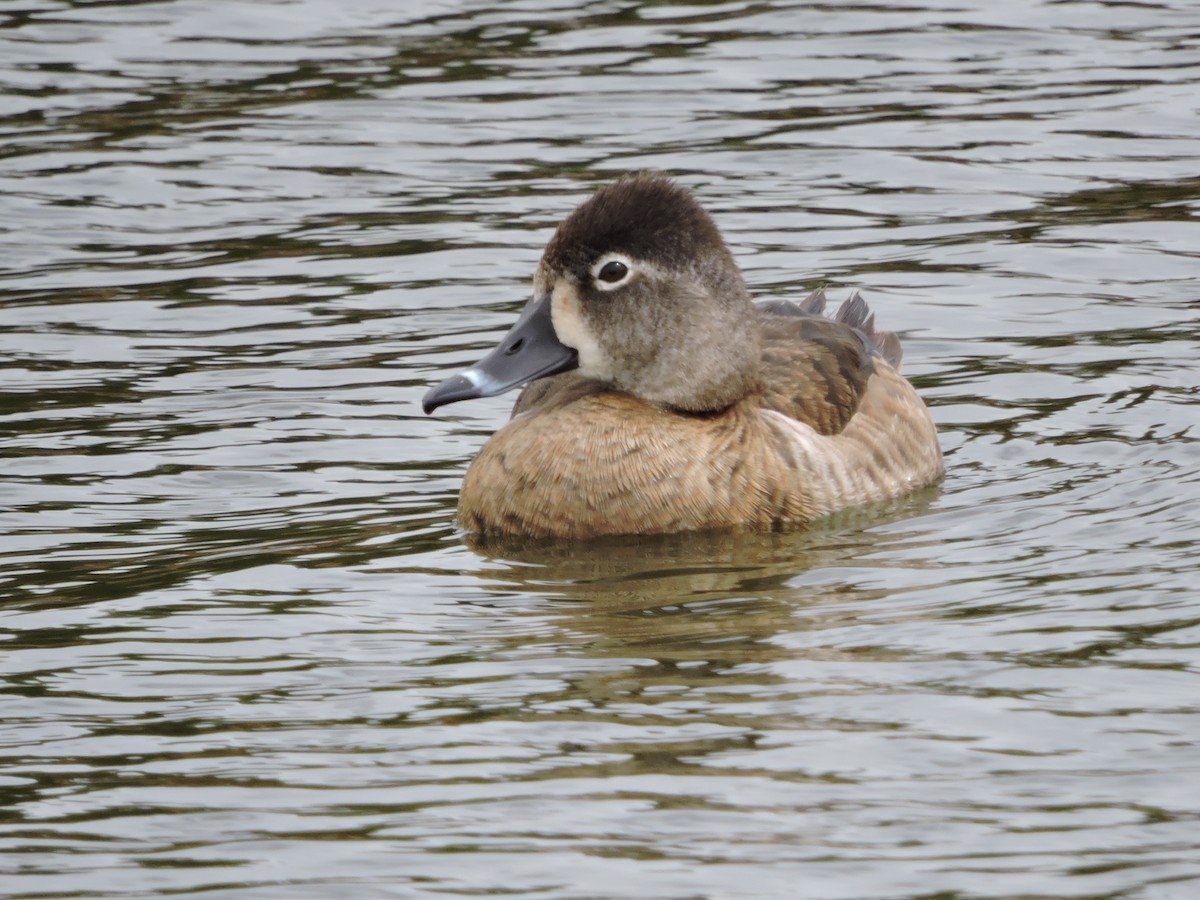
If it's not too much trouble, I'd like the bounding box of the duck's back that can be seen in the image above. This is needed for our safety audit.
[753,291,942,517]
[756,288,904,433]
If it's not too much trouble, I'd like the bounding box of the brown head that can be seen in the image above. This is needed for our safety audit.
[423,176,762,415]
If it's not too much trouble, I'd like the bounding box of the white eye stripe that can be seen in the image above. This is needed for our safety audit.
[590,253,634,290]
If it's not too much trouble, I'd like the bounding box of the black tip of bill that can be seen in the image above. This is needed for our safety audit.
[422,370,493,415]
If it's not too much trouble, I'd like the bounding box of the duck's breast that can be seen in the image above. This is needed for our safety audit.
[456,392,815,538]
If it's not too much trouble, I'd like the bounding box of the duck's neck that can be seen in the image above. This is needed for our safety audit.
[648,293,762,414]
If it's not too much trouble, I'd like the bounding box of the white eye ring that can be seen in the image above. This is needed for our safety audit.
[591,254,634,291]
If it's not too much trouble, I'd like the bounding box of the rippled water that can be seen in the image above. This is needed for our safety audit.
[2,1,1199,897]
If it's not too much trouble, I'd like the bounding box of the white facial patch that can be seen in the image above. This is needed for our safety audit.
[550,280,613,381]
[589,252,635,291]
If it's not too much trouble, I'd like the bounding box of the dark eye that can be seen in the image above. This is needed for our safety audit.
[597,260,628,284]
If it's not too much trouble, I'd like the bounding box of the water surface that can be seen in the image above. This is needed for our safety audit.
[2,1,1198,897]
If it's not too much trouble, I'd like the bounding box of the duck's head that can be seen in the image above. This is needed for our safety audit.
[423,176,761,416]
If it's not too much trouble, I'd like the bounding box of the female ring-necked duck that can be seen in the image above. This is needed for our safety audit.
[424,176,942,538]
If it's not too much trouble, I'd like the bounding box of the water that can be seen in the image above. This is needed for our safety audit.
[2,1,1198,897]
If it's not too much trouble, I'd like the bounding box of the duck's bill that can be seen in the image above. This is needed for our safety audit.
[422,292,579,414]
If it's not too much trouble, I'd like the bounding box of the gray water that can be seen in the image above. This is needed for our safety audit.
[2,1,1199,898]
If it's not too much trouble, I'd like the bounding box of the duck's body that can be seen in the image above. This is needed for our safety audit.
[424,177,942,539]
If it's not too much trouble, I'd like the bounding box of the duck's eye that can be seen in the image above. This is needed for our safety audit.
[597,260,628,284]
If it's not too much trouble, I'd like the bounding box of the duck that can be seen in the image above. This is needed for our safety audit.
[423,176,943,539]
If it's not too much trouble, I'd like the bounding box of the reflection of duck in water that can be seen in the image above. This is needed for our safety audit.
[424,176,943,539]
[467,504,942,664]
[469,505,936,608]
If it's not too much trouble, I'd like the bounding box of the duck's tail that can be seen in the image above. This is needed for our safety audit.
[763,288,905,370]
[827,290,903,370]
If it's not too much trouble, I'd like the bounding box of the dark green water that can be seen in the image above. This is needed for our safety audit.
[2,1,1198,897]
